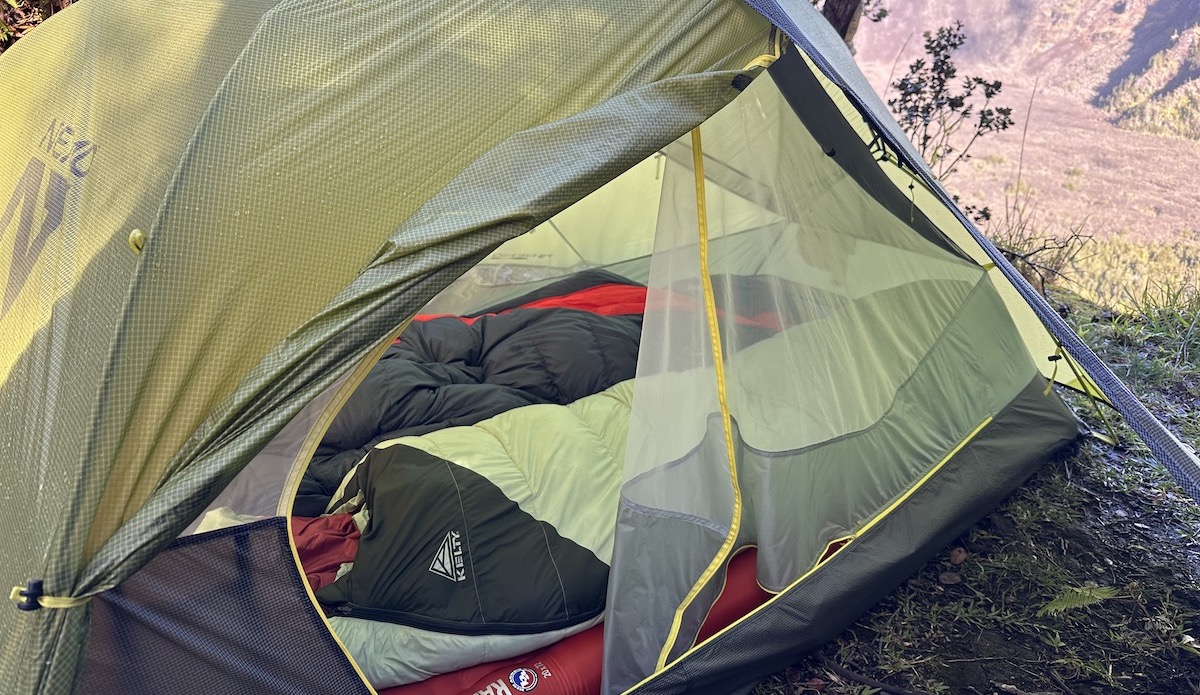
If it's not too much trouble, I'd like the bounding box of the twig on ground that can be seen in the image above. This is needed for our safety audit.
[1050,668,1077,695]
[820,659,931,695]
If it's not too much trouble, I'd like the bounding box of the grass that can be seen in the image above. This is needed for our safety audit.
[1074,281,1200,445]
[1069,238,1200,312]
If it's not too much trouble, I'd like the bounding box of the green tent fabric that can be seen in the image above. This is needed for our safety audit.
[0,1,771,690]
[1,0,1195,694]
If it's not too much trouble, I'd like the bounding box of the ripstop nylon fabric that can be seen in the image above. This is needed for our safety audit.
[0,1,284,689]
[0,1,774,692]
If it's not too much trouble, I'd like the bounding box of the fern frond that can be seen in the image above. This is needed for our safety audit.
[1037,586,1119,617]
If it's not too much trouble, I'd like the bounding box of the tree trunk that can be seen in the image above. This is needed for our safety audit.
[821,0,864,43]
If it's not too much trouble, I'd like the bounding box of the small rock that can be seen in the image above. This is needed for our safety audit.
[989,513,1018,536]
[939,571,962,585]
[994,683,1059,695]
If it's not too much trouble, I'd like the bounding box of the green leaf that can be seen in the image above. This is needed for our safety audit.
[2,0,20,10]
[1037,586,1119,617]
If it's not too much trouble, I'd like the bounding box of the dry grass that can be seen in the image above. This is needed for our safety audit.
[0,0,71,54]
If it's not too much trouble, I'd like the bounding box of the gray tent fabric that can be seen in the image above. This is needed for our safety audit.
[77,519,373,695]
[595,61,1075,690]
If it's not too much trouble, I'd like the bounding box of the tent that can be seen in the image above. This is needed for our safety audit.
[1,0,1197,693]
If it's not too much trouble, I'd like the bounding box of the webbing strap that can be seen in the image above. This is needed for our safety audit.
[9,584,89,611]
[1044,348,1063,397]
[1054,342,1122,447]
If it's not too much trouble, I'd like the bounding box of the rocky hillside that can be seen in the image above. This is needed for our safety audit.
[1102,19,1200,140]
[858,0,1200,117]
[853,0,1200,288]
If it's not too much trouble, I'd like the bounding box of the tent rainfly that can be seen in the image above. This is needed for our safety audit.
[2,1,1197,694]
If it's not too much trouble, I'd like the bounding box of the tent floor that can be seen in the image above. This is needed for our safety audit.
[382,549,771,695]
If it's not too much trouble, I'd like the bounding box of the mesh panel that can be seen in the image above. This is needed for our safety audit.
[78,518,370,695]
[748,0,1200,502]
[627,378,1079,694]
[600,62,1044,692]
[419,154,669,315]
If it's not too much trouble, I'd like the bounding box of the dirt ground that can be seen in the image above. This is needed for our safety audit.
[756,444,1200,695]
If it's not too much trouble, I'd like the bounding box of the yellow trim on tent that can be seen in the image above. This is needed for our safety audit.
[815,534,856,566]
[721,416,992,640]
[285,522,380,695]
[278,319,413,694]
[625,415,994,693]
[278,318,413,517]
[691,545,767,634]
[654,128,746,671]
[855,416,992,538]
[741,26,784,71]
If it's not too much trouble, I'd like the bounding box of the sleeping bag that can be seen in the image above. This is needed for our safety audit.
[293,271,646,517]
[317,381,634,687]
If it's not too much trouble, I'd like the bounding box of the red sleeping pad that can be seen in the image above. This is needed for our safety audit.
[293,517,771,695]
[380,549,770,695]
